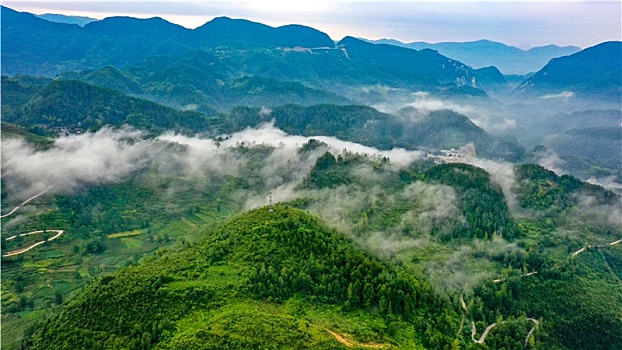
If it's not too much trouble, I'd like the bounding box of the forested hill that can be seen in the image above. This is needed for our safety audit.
[1,77,211,134]
[1,76,524,160]
[24,206,459,349]
[513,41,622,101]
[221,104,524,160]
[2,5,486,97]
[60,64,353,114]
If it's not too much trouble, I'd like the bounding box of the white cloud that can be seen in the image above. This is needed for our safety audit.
[540,91,575,99]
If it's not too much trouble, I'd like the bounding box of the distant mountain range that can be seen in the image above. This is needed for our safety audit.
[5,5,617,105]
[513,41,622,102]
[36,13,98,26]
[0,6,479,97]
[366,38,580,75]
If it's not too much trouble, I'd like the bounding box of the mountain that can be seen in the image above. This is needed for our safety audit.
[1,6,486,98]
[536,109,622,136]
[218,104,524,161]
[2,116,620,349]
[542,126,622,180]
[1,6,194,76]
[60,63,353,113]
[23,206,458,349]
[335,37,478,90]
[513,41,622,102]
[1,6,84,76]
[395,108,525,160]
[367,38,581,75]
[1,7,333,76]
[1,77,211,134]
[473,66,515,94]
[0,76,521,160]
[8,155,621,349]
[36,13,98,26]
[192,16,335,48]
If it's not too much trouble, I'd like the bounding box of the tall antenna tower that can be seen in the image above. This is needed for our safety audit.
[268,192,274,212]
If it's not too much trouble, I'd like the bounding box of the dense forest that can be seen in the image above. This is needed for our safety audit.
[3,130,619,349]
[2,6,621,350]
[22,207,460,349]
[1,76,525,161]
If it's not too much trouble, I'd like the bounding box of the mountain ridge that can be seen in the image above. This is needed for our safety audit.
[365,38,581,75]
[513,41,622,102]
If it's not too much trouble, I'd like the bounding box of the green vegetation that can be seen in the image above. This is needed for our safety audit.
[62,65,352,113]
[1,122,54,150]
[2,6,620,349]
[2,135,622,349]
[2,128,619,350]
[2,76,523,161]
[217,104,524,161]
[424,163,519,240]
[23,207,458,349]
[1,77,211,135]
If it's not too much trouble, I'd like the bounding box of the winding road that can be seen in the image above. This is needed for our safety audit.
[470,236,622,345]
[571,238,621,258]
[471,321,497,344]
[492,237,622,283]
[3,230,64,257]
[0,186,53,219]
[524,318,539,347]
[460,294,538,346]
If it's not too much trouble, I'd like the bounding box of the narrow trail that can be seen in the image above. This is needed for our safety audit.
[317,326,390,349]
[571,238,621,258]
[1,186,53,219]
[456,295,467,339]
[3,230,64,257]
[493,271,538,283]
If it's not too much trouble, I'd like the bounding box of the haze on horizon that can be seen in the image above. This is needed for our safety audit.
[4,0,621,49]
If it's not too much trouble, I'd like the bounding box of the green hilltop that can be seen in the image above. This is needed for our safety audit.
[24,206,458,349]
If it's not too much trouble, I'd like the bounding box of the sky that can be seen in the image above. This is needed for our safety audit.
[3,1,621,48]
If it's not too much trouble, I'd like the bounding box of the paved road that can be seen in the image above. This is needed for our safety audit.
[3,230,64,257]
[1,186,53,219]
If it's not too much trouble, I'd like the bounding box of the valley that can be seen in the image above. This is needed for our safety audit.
[1,4,621,350]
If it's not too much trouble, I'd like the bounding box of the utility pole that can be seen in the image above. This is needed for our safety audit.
[268,192,274,212]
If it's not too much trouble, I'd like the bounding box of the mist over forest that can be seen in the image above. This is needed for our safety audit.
[1,5,621,350]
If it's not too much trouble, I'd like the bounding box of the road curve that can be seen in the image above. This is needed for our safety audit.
[524,318,539,347]
[471,322,497,344]
[3,230,64,257]
[1,186,53,219]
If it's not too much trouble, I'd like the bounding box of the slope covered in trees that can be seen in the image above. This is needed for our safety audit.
[1,77,211,134]
[220,104,524,161]
[2,131,620,349]
[1,75,524,161]
[61,64,352,113]
[23,206,460,349]
[514,41,622,102]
